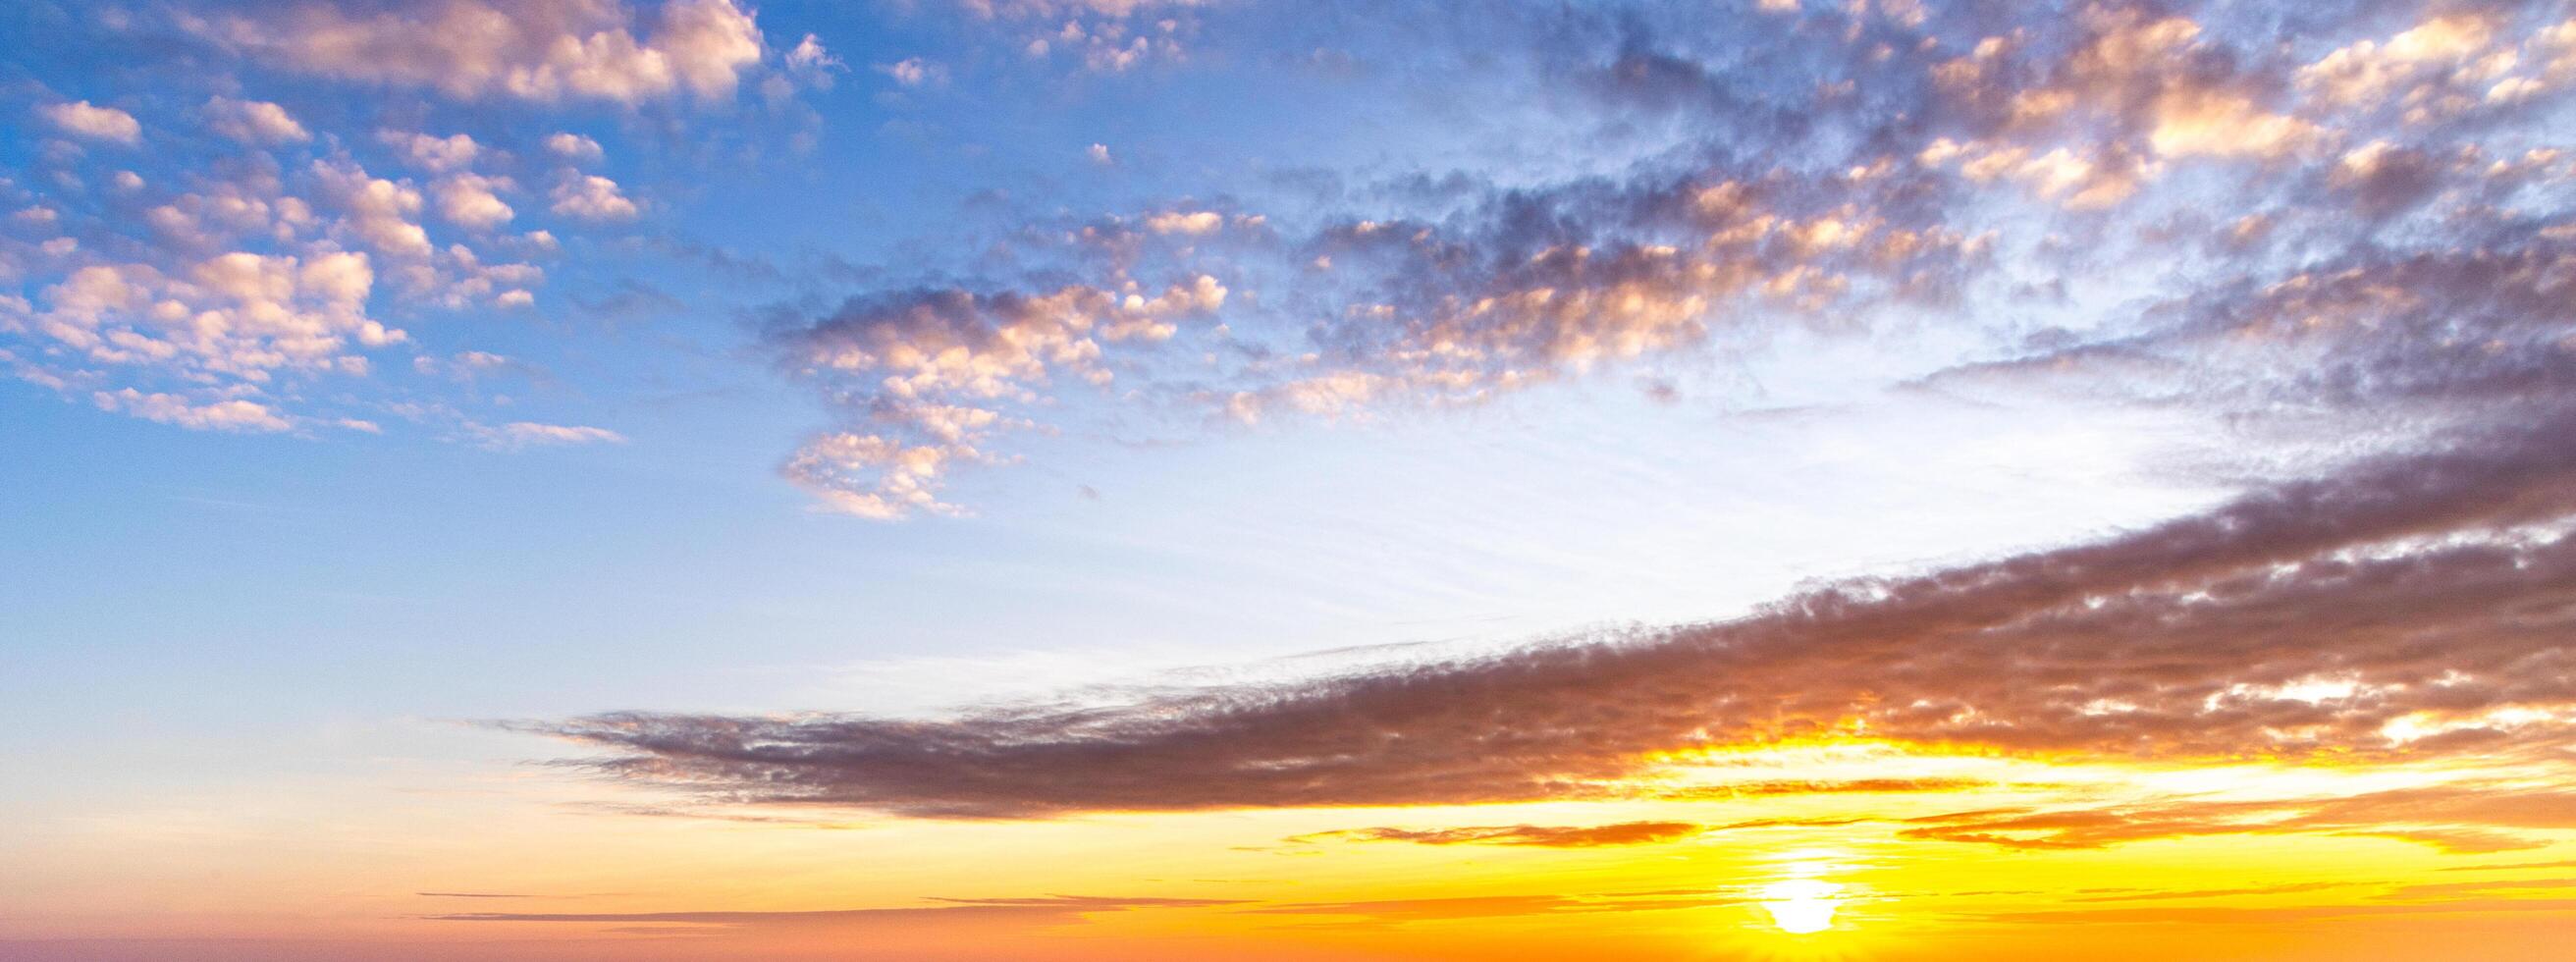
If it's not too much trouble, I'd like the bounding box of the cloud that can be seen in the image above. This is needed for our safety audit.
[784,33,845,89]
[876,57,945,87]
[91,388,292,432]
[16,250,399,391]
[517,401,2576,819]
[311,160,432,260]
[180,0,767,105]
[544,132,605,164]
[431,894,1243,933]
[766,278,1222,517]
[1897,784,2576,853]
[550,174,639,221]
[1144,209,1222,235]
[1974,897,2576,927]
[2381,878,2576,901]
[1,42,616,441]
[1655,778,1999,800]
[1293,822,1709,848]
[711,0,2576,521]
[37,100,140,144]
[203,97,309,144]
[1240,890,1745,924]
[471,421,626,450]
[2066,882,2352,903]
[381,132,481,174]
[432,174,516,230]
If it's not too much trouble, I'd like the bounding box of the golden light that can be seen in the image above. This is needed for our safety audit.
[1756,878,1843,935]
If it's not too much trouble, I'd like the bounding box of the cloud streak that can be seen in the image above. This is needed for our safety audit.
[518,399,2576,820]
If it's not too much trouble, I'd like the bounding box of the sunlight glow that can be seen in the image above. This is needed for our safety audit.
[1757,878,1844,935]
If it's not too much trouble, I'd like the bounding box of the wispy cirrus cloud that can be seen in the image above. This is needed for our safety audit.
[431,893,1246,933]
[1290,822,1711,848]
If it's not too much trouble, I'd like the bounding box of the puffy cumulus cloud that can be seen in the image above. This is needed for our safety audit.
[1,103,577,438]
[424,242,545,308]
[550,174,639,221]
[380,132,481,173]
[768,277,1225,516]
[36,100,141,144]
[310,159,432,261]
[1911,4,2326,208]
[1241,168,1988,416]
[431,173,515,230]
[91,387,292,432]
[20,251,399,383]
[1144,209,1222,235]
[135,173,320,254]
[203,97,309,144]
[952,0,1201,72]
[876,56,944,87]
[783,33,845,88]
[543,132,605,164]
[177,0,768,105]
[2296,11,2524,123]
[3,247,408,433]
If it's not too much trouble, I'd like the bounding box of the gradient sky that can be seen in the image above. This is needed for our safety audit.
[5,0,2576,959]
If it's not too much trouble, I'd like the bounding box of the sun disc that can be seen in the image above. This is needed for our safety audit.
[1757,879,1842,935]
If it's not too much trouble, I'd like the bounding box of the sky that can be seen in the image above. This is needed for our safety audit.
[3,0,2575,958]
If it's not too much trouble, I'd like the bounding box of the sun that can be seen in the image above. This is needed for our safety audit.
[1757,878,1844,935]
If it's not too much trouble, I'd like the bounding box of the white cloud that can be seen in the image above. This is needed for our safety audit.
[544,132,605,164]
[550,174,639,221]
[773,276,1225,517]
[876,57,945,87]
[91,388,293,432]
[474,420,626,449]
[785,33,845,88]
[184,0,766,105]
[381,132,482,173]
[37,100,140,144]
[311,160,431,260]
[1145,210,1222,235]
[205,97,310,144]
[432,173,516,230]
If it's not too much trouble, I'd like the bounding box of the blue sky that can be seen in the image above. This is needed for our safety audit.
[5,0,2566,780]
[0,0,2252,722]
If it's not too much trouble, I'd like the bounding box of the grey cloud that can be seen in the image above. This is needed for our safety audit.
[514,409,2576,817]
